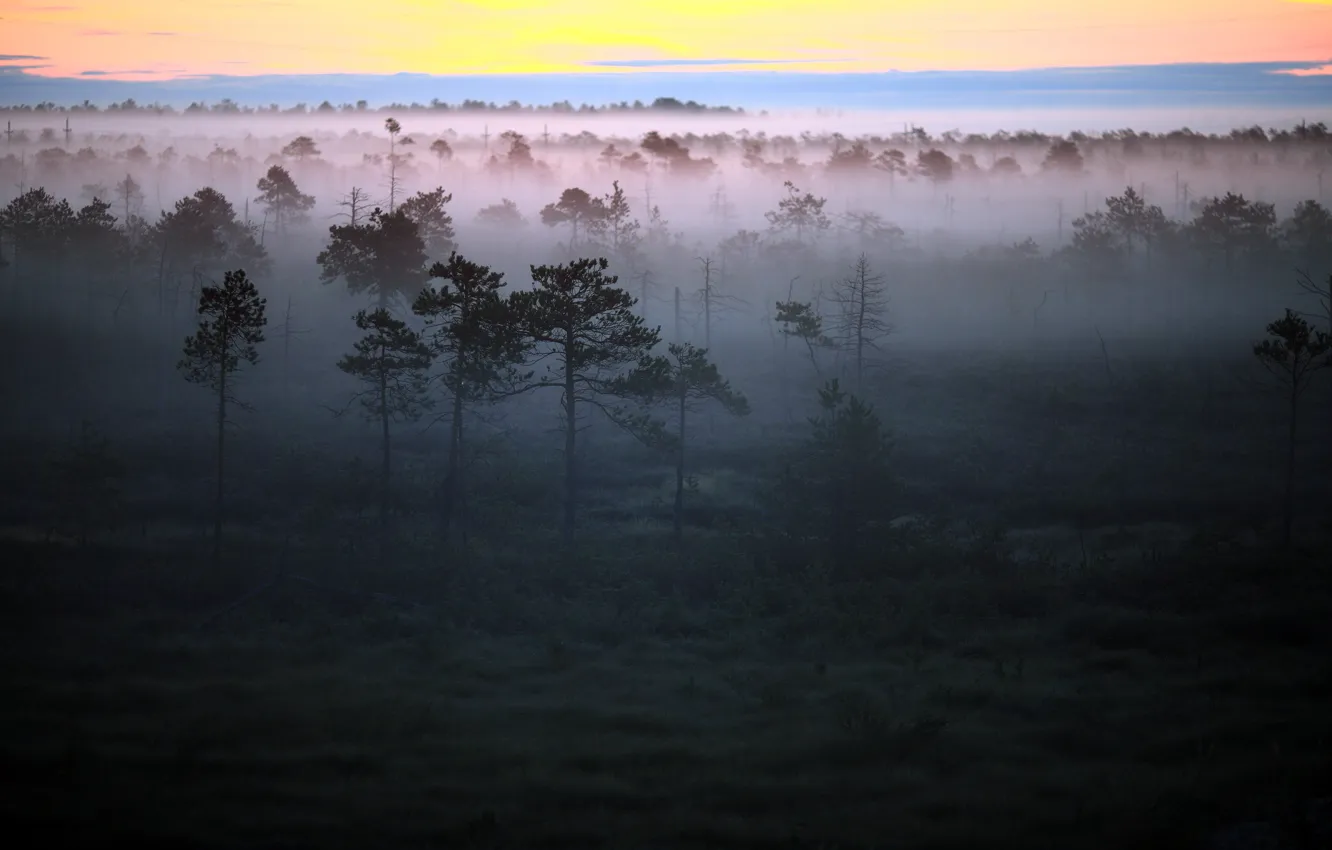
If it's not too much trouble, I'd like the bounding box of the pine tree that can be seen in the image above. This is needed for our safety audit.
[601,179,642,260]
[336,308,434,560]
[1282,200,1332,272]
[429,138,453,168]
[178,269,267,563]
[156,188,270,298]
[509,257,662,544]
[69,197,126,320]
[613,343,749,539]
[1188,192,1277,272]
[476,198,526,228]
[808,380,894,576]
[0,187,76,285]
[397,187,456,258]
[1103,186,1169,265]
[384,117,403,212]
[318,207,429,311]
[113,173,145,243]
[1253,310,1331,547]
[281,135,320,160]
[764,181,831,245]
[540,188,607,253]
[775,299,835,377]
[255,164,315,235]
[413,252,530,545]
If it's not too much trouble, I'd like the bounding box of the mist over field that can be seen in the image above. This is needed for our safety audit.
[3,107,1327,357]
[2,100,1331,850]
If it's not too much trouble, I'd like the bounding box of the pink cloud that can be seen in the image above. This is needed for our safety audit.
[1273,63,1332,76]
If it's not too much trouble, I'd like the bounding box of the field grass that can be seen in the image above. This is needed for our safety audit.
[2,336,1330,849]
[3,533,1330,850]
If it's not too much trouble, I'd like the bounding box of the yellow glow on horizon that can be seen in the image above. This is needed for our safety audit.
[0,0,1329,81]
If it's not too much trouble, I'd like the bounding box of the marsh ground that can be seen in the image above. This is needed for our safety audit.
[2,332,1330,850]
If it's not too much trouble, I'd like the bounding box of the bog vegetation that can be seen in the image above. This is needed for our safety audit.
[1,105,1330,849]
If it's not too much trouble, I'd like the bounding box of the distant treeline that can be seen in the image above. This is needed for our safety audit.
[0,97,747,117]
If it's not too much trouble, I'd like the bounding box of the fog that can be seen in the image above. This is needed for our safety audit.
[10,102,1324,142]
[3,109,1325,352]
[2,105,1331,848]
[8,104,1318,145]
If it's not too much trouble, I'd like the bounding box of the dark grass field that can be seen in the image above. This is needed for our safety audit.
[2,330,1330,850]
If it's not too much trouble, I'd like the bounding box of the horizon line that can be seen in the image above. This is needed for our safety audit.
[6,58,1332,79]
[2,60,1330,112]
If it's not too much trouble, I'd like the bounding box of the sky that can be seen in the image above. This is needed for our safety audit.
[0,0,1330,107]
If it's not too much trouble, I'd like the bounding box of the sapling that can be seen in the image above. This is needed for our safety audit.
[613,342,750,539]
[775,299,835,378]
[807,379,895,576]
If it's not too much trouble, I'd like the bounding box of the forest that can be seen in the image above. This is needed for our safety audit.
[0,109,1330,849]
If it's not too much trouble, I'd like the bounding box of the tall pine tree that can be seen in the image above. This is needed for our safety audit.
[178,269,267,564]
[413,252,530,545]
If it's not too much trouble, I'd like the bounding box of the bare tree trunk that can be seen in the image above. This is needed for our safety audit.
[701,259,712,350]
[805,336,823,377]
[388,135,397,214]
[156,238,171,415]
[214,362,226,566]
[674,287,681,343]
[1284,381,1298,549]
[380,365,391,563]
[562,348,577,546]
[855,281,867,391]
[448,369,466,547]
[674,389,686,541]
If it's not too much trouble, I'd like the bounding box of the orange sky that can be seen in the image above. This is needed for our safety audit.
[1,0,1329,80]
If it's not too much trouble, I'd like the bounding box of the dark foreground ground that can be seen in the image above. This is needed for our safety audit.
[1,332,1330,850]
